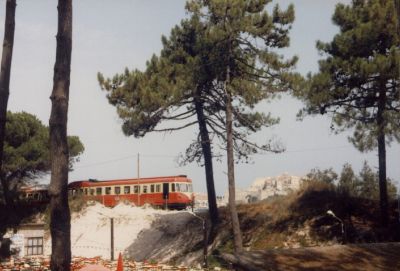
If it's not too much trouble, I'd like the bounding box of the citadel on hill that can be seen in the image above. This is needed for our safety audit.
[195,174,303,208]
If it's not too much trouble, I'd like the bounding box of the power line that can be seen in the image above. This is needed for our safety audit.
[280,145,351,154]
[75,153,177,169]
[74,145,354,169]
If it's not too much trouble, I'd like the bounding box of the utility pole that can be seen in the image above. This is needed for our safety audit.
[137,153,140,206]
[110,217,114,261]
[396,0,400,78]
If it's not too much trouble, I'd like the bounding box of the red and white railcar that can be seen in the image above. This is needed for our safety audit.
[67,175,194,209]
[18,186,49,205]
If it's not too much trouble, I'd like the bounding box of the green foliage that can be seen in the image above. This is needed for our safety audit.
[305,162,398,201]
[304,167,338,184]
[338,163,358,195]
[1,111,84,191]
[299,0,400,151]
[68,192,86,214]
[357,162,398,201]
[358,161,379,199]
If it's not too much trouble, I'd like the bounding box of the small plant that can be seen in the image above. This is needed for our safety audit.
[148,258,157,265]
[69,193,86,214]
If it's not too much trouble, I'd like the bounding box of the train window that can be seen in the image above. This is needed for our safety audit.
[115,187,121,195]
[96,187,102,195]
[90,189,95,195]
[171,183,175,192]
[143,186,148,194]
[177,184,183,192]
[124,186,130,194]
[150,185,154,193]
[156,184,161,193]
[84,188,88,195]
[105,187,111,195]
[134,185,140,194]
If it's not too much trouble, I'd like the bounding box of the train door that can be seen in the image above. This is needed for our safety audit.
[163,183,169,209]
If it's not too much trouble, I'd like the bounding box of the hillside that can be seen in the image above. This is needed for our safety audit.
[125,180,400,269]
[2,180,399,270]
[220,243,400,271]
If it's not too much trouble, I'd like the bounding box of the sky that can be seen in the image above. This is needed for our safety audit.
[0,0,399,195]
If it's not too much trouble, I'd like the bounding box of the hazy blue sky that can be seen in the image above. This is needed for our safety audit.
[0,0,399,195]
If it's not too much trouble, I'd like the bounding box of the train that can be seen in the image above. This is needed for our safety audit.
[19,175,194,210]
[68,175,194,209]
[18,185,49,204]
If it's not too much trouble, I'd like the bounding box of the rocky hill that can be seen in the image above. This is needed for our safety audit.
[221,173,303,205]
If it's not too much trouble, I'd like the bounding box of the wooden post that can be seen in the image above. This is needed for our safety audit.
[137,153,140,206]
[110,217,114,261]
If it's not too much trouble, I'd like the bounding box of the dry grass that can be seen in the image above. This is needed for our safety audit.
[216,180,400,253]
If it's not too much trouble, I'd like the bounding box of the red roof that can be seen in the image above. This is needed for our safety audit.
[68,175,191,188]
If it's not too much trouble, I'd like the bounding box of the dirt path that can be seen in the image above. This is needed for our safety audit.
[222,243,400,271]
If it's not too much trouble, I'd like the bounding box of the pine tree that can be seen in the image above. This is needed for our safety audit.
[0,0,16,207]
[48,0,73,270]
[299,0,400,226]
[98,18,223,231]
[0,111,84,204]
[186,0,298,253]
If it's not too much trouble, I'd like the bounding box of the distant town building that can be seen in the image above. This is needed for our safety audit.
[194,173,303,208]
[222,173,303,205]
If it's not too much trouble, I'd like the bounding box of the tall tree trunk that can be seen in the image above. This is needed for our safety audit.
[194,91,219,235]
[0,0,16,207]
[225,66,243,253]
[48,1,72,270]
[377,86,388,227]
[395,0,400,27]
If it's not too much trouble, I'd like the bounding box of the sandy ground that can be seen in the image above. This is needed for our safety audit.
[125,211,204,264]
[44,203,181,259]
[222,243,400,271]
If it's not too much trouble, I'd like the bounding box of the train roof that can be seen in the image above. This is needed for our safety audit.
[20,185,49,192]
[68,175,191,188]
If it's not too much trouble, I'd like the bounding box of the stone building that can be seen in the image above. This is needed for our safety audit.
[3,223,45,257]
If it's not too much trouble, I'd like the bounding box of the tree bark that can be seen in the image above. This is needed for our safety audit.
[225,66,243,253]
[0,0,16,207]
[395,0,400,28]
[377,86,388,227]
[194,92,219,226]
[220,252,260,271]
[48,1,72,270]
